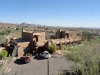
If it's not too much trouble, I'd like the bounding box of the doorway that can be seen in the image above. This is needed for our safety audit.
[65,33,69,38]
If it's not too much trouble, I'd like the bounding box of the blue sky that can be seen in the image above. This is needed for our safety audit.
[0,0,100,28]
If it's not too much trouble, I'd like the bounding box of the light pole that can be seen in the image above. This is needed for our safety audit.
[47,57,49,75]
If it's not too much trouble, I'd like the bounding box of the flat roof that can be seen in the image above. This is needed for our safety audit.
[33,33,40,36]
[23,30,33,33]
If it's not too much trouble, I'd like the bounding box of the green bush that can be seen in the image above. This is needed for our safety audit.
[0,50,8,59]
[48,45,56,54]
[16,27,20,30]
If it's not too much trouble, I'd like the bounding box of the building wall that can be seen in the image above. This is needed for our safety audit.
[33,32,46,43]
[75,31,82,39]
[17,42,30,57]
[70,31,76,39]
[37,32,45,43]
[22,32,33,41]
[56,30,60,38]
[67,31,82,40]
[55,30,83,40]
[65,31,76,39]
[56,30,66,39]
[60,31,65,38]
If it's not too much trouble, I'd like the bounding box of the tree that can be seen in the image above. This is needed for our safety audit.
[82,32,93,41]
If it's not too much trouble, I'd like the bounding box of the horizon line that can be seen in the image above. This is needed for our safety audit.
[0,21,100,29]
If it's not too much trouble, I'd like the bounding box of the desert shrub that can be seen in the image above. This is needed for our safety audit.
[16,27,20,30]
[0,46,17,75]
[0,50,8,59]
[64,45,84,63]
[0,29,11,36]
[48,45,56,54]
[64,41,100,75]
[5,29,11,34]
[82,32,93,41]
[0,35,6,44]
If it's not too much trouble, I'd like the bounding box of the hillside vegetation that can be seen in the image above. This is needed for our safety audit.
[63,37,100,75]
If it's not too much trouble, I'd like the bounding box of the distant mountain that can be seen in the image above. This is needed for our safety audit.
[20,22,44,27]
[20,22,27,26]
[0,22,100,31]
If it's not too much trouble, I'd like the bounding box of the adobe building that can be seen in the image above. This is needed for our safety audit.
[22,29,46,43]
[16,29,46,57]
[65,30,82,39]
[56,29,66,39]
[16,29,83,57]
[55,29,82,39]
[1,28,83,57]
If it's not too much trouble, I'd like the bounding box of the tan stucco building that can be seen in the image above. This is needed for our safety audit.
[22,30,45,43]
[55,29,82,40]
[16,29,83,57]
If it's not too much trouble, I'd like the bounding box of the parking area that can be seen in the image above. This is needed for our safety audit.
[5,56,72,75]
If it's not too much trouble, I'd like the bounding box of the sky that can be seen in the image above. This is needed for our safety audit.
[0,0,100,28]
